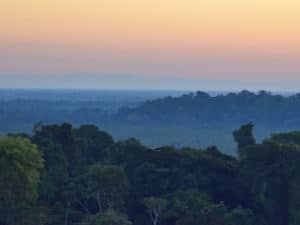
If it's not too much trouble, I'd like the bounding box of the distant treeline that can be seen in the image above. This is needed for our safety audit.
[116,90,300,126]
[1,122,300,225]
[2,90,300,153]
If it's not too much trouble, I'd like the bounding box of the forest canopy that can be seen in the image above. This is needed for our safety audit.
[1,122,300,225]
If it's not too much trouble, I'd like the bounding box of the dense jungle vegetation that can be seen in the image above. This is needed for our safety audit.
[1,122,300,225]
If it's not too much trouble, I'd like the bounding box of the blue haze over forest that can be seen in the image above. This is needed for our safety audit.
[1,74,300,92]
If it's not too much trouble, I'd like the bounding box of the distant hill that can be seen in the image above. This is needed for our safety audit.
[115,90,300,127]
[1,89,300,154]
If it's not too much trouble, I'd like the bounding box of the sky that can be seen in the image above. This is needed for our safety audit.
[0,0,300,90]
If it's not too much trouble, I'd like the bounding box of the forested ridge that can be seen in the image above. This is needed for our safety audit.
[1,122,300,225]
[2,90,300,153]
[116,90,300,126]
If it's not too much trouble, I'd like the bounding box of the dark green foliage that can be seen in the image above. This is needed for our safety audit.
[270,131,300,145]
[72,164,129,214]
[80,210,132,225]
[0,136,43,203]
[229,206,256,225]
[233,123,256,156]
[164,190,231,225]
[74,125,114,164]
[0,136,44,225]
[3,122,300,225]
[238,140,300,225]
[144,197,167,225]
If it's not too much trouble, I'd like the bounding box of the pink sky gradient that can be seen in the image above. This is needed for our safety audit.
[1,0,300,87]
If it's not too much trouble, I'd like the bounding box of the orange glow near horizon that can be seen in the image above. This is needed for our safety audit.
[1,0,300,79]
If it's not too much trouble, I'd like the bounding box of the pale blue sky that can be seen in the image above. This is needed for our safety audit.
[0,73,299,92]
